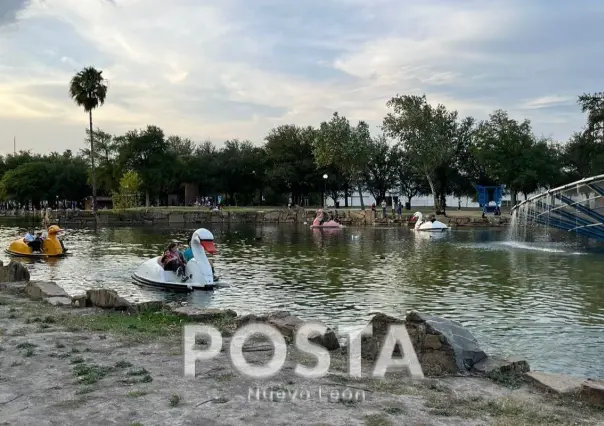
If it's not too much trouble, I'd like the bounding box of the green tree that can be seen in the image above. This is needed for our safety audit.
[578,92,604,138]
[264,125,319,205]
[112,171,141,208]
[118,125,175,206]
[215,139,264,205]
[0,162,52,205]
[391,146,427,208]
[383,94,458,213]
[472,110,537,205]
[81,128,120,195]
[362,135,398,202]
[313,112,370,208]
[69,66,109,215]
[562,131,604,180]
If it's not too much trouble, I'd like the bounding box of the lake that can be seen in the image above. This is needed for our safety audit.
[1,221,603,379]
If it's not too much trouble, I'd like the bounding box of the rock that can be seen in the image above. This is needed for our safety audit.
[25,281,69,300]
[471,355,530,376]
[579,379,604,405]
[358,313,406,361]
[0,282,27,293]
[525,371,585,395]
[45,297,73,306]
[70,293,87,308]
[268,315,340,351]
[406,311,488,375]
[235,311,290,327]
[234,311,339,351]
[132,301,168,313]
[86,289,130,310]
[172,307,237,321]
[0,260,30,282]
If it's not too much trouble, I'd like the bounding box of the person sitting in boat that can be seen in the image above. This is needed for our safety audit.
[179,243,193,262]
[28,232,44,253]
[22,230,34,244]
[160,243,188,282]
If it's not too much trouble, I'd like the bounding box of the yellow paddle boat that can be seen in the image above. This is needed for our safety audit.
[5,225,69,258]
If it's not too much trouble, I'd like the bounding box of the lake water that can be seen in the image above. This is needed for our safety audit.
[1,221,603,379]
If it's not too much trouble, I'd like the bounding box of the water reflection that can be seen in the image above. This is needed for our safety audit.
[0,221,603,378]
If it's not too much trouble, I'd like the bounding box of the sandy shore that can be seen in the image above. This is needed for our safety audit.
[0,292,602,426]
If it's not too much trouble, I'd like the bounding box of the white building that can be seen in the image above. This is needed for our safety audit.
[324,190,519,209]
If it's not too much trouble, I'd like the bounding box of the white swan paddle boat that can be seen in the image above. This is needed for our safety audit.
[132,228,221,291]
[410,212,450,232]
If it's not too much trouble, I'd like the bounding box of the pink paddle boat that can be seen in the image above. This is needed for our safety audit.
[310,209,344,229]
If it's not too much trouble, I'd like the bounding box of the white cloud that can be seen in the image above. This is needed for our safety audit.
[0,0,601,154]
[520,96,575,110]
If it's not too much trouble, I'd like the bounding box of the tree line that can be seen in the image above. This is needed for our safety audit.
[2,65,603,213]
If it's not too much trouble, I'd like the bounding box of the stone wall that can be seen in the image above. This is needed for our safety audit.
[0,207,509,228]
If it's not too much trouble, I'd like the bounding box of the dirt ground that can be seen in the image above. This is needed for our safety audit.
[0,293,602,426]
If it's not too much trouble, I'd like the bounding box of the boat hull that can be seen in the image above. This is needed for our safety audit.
[131,273,217,291]
[132,256,217,291]
[4,249,69,258]
[416,227,449,232]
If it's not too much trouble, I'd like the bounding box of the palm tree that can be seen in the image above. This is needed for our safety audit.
[69,67,108,216]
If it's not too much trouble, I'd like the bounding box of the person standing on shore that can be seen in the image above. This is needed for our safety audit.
[381,199,387,218]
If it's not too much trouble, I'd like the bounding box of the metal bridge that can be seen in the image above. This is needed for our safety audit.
[511,174,604,241]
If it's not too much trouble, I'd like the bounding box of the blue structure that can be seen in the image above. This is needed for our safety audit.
[475,185,504,213]
[512,174,604,241]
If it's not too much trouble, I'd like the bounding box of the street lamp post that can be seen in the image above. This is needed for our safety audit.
[323,174,328,207]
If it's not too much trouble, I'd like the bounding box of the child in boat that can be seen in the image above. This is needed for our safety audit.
[160,243,188,282]
[28,232,44,253]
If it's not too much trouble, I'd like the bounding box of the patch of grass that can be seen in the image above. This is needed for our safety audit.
[54,310,235,342]
[23,347,34,357]
[127,390,149,398]
[73,363,112,385]
[488,370,526,389]
[71,348,80,353]
[383,406,405,415]
[120,374,153,385]
[16,342,36,350]
[424,394,568,424]
[37,323,51,330]
[76,386,96,395]
[215,373,234,382]
[11,361,23,367]
[213,397,229,404]
[364,414,393,426]
[71,356,85,364]
[115,360,133,369]
[43,315,56,323]
[7,313,17,319]
[169,394,181,407]
[127,367,149,376]
[55,342,66,349]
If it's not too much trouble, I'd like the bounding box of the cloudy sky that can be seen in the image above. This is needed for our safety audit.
[0,0,602,154]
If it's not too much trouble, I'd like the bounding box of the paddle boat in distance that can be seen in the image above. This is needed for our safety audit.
[410,212,450,232]
[132,228,220,292]
[310,208,344,229]
[5,225,69,258]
